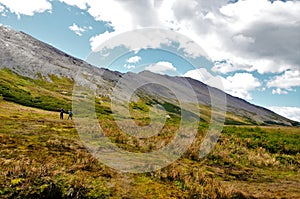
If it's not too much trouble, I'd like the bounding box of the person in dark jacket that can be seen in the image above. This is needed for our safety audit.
[60,108,65,120]
[68,110,73,120]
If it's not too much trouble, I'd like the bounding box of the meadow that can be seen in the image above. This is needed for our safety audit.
[0,99,299,198]
[0,68,299,198]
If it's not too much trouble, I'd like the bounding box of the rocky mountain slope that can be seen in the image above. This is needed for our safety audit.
[0,26,298,126]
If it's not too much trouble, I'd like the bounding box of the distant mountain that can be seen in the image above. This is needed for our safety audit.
[0,26,298,126]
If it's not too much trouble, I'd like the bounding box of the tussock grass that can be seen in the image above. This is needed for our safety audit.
[1,68,300,198]
[1,99,299,198]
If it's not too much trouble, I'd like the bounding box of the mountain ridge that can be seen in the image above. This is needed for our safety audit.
[0,25,298,126]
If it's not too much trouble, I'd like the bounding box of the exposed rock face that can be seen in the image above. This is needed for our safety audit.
[0,26,297,126]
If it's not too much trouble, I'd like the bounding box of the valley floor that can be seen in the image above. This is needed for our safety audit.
[0,99,299,198]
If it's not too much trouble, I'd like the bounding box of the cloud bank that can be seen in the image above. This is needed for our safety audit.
[1,0,298,76]
[268,106,300,122]
[0,0,51,18]
[183,68,261,100]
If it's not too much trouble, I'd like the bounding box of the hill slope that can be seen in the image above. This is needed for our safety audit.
[0,98,299,198]
[0,26,297,126]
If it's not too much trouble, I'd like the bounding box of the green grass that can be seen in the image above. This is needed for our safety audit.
[0,68,72,111]
[0,99,299,198]
[222,126,300,155]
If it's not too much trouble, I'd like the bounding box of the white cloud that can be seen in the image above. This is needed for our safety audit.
[267,70,300,90]
[69,23,91,36]
[184,68,214,83]
[212,60,251,74]
[145,61,177,75]
[271,88,288,95]
[89,28,207,59]
[184,69,261,100]
[123,56,141,70]
[123,64,135,69]
[1,0,299,76]
[210,0,300,74]
[89,31,117,52]
[156,0,300,74]
[183,68,225,93]
[268,106,300,122]
[0,0,51,18]
[59,0,209,57]
[85,1,136,32]
[222,73,261,100]
[127,56,141,64]
[77,0,299,75]
[86,0,162,32]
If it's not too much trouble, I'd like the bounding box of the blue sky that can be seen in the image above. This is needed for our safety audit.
[0,0,299,121]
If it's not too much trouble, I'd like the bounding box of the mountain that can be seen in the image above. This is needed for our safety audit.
[0,26,298,126]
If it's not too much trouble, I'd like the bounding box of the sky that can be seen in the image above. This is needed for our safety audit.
[0,0,299,121]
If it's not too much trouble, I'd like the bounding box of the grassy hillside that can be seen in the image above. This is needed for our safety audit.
[0,68,73,111]
[1,68,300,198]
[0,99,299,198]
[0,68,277,126]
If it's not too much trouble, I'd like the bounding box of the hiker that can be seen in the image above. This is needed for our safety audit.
[68,110,73,120]
[60,108,65,120]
